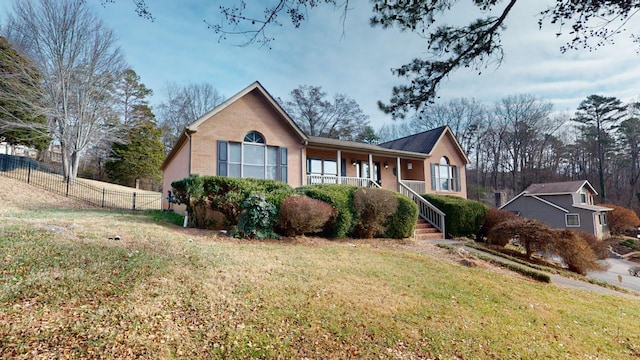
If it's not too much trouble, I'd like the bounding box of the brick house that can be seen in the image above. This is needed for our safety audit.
[161,81,469,238]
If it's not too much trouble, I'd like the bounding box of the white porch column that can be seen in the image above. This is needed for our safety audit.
[336,150,342,185]
[396,157,402,181]
[368,153,374,182]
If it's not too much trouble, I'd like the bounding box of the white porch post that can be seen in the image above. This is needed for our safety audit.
[396,157,402,189]
[336,150,342,185]
[368,153,374,182]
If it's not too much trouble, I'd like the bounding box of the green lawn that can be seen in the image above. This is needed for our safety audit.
[1,208,639,359]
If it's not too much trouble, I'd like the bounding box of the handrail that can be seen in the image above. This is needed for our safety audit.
[398,181,445,236]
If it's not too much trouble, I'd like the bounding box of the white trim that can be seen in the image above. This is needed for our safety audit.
[499,191,526,209]
[530,195,569,213]
[565,213,580,227]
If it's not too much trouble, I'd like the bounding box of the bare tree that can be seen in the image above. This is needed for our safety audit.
[280,85,370,140]
[158,82,224,150]
[4,0,126,179]
[0,36,49,152]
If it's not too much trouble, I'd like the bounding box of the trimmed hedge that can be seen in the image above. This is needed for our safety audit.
[298,184,357,238]
[277,195,334,236]
[384,193,419,239]
[422,194,487,238]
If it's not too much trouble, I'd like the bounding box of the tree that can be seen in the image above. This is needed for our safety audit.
[123,0,640,119]
[0,36,49,153]
[280,85,370,140]
[616,111,640,207]
[355,125,379,144]
[114,68,153,126]
[573,95,625,202]
[4,0,125,179]
[105,114,165,189]
[158,82,223,150]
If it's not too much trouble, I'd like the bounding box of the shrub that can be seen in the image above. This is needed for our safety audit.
[298,184,357,238]
[422,194,488,238]
[600,203,640,236]
[571,230,609,260]
[276,195,334,236]
[172,175,295,229]
[477,208,519,245]
[553,230,607,274]
[384,193,419,239]
[488,217,555,258]
[352,188,398,238]
[233,193,279,240]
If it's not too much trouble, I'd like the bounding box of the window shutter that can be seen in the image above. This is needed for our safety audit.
[430,163,437,190]
[341,158,347,177]
[280,147,288,183]
[217,140,228,176]
[455,166,461,191]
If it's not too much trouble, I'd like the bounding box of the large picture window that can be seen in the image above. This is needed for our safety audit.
[217,131,287,182]
[431,157,461,192]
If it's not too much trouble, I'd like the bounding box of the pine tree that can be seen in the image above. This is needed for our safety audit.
[105,110,165,190]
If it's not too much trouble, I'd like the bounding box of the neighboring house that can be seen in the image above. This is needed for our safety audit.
[500,180,612,239]
[160,81,470,238]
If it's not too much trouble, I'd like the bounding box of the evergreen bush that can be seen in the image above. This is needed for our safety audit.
[384,193,419,239]
[298,184,357,238]
[422,194,487,238]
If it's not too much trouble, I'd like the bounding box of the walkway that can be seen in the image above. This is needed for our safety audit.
[418,239,640,300]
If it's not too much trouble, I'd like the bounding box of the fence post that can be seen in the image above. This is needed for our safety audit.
[66,176,70,197]
[132,192,136,210]
[102,188,105,208]
[27,162,31,184]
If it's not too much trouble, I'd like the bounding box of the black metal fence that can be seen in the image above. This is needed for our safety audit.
[0,154,162,210]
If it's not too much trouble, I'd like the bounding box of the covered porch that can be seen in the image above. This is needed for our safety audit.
[304,137,445,236]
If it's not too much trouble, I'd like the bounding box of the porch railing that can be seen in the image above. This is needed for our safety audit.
[306,175,380,188]
[402,180,426,194]
[398,181,445,236]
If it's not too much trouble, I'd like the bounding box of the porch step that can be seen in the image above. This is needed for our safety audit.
[414,218,444,240]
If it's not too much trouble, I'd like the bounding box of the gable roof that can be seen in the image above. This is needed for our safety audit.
[524,180,597,195]
[378,125,469,164]
[161,81,307,170]
[500,180,611,213]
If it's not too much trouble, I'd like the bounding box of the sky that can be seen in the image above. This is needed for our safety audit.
[5,1,640,130]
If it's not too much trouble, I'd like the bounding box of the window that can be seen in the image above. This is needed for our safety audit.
[307,158,346,183]
[598,213,608,226]
[431,157,461,192]
[217,131,287,181]
[580,193,587,203]
[566,214,580,227]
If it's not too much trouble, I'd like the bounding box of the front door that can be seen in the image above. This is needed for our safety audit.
[357,161,381,186]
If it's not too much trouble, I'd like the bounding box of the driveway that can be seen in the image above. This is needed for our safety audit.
[588,258,640,293]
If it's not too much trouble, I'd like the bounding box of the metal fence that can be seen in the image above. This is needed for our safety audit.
[0,154,162,210]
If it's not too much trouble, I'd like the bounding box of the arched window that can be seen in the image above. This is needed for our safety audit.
[243,131,265,144]
[431,156,460,191]
[217,131,287,182]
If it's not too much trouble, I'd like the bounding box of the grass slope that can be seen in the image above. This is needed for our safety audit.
[1,177,639,359]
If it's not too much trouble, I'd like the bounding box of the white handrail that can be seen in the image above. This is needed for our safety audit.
[398,181,445,236]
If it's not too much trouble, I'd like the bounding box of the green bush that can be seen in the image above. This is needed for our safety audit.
[384,193,419,239]
[298,184,357,238]
[277,195,334,236]
[352,188,398,238]
[172,175,295,229]
[422,194,488,238]
[233,193,279,240]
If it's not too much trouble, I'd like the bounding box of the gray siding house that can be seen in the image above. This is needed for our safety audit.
[500,180,612,239]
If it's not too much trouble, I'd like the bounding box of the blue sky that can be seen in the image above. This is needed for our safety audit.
[6,1,640,129]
